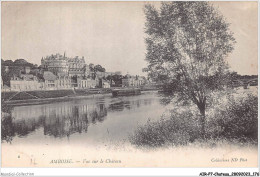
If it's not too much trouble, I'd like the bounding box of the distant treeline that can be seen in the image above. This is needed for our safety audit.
[230,72,258,80]
[1,59,40,86]
[1,59,38,68]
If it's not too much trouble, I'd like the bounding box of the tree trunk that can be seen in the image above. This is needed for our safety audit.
[198,102,206,139]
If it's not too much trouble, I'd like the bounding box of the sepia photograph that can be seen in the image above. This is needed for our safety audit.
[1,0,258,172]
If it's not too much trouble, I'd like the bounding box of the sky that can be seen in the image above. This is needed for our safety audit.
[1,1,258,76]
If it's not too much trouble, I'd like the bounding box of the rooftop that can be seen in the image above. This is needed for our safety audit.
[43,71,57,81]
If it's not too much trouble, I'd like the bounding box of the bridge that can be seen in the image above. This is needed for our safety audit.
[233,78,258,89]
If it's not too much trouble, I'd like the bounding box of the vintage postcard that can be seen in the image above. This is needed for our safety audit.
[1,0,258,171]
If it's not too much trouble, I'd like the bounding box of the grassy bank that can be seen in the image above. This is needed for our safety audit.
[1,87,157,103]
[1,90,74,101]
[1,88,112,102]
[129,92,258,148]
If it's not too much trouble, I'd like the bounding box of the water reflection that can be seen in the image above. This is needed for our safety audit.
[2,93,157,143]
[107,99,152,112]
[43,104,107,138]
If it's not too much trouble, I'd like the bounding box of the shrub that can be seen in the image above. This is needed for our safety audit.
[212,94,257,142]
[129,111,201,148]
[130,93,258,148]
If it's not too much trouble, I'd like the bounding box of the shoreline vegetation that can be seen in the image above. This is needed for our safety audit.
[128,1,258,150]
[129,88,258,149]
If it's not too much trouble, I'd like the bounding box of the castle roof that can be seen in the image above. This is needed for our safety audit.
[43,71,57,81]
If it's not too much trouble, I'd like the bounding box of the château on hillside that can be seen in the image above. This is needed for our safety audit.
[1,53,148,92]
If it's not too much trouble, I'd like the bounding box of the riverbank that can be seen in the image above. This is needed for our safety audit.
[129,88,258,148]
[1,89,110,106]
[1,88,159,106]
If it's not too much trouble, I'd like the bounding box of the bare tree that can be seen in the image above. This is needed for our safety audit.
[144,2,236,137]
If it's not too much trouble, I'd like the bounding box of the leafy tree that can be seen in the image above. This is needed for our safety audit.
[89,63,95,72]
[106,74,123,86]
[2,59,13,66]
[1,58,39,86]
[13,59,28,65]
[94,64,106,72]
[143,2,235,137]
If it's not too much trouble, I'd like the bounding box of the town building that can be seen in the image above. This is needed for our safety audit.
[122,75,146,87]
[122,75,134,87]
[68,56,86,77]
[110,80,116,87]
[43,71,57,90]
[77,77,96,88]
[10,75,43,91]
[9,66,39,91]
[96,78,111,88]
[56,73,72,89]
[4,52,126,92]
[2,85,11,92]
[84,64,90,77]
[102,80,110,88]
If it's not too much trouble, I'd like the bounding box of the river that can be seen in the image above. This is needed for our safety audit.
[1,89,258,167]
[1,91,168,146]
